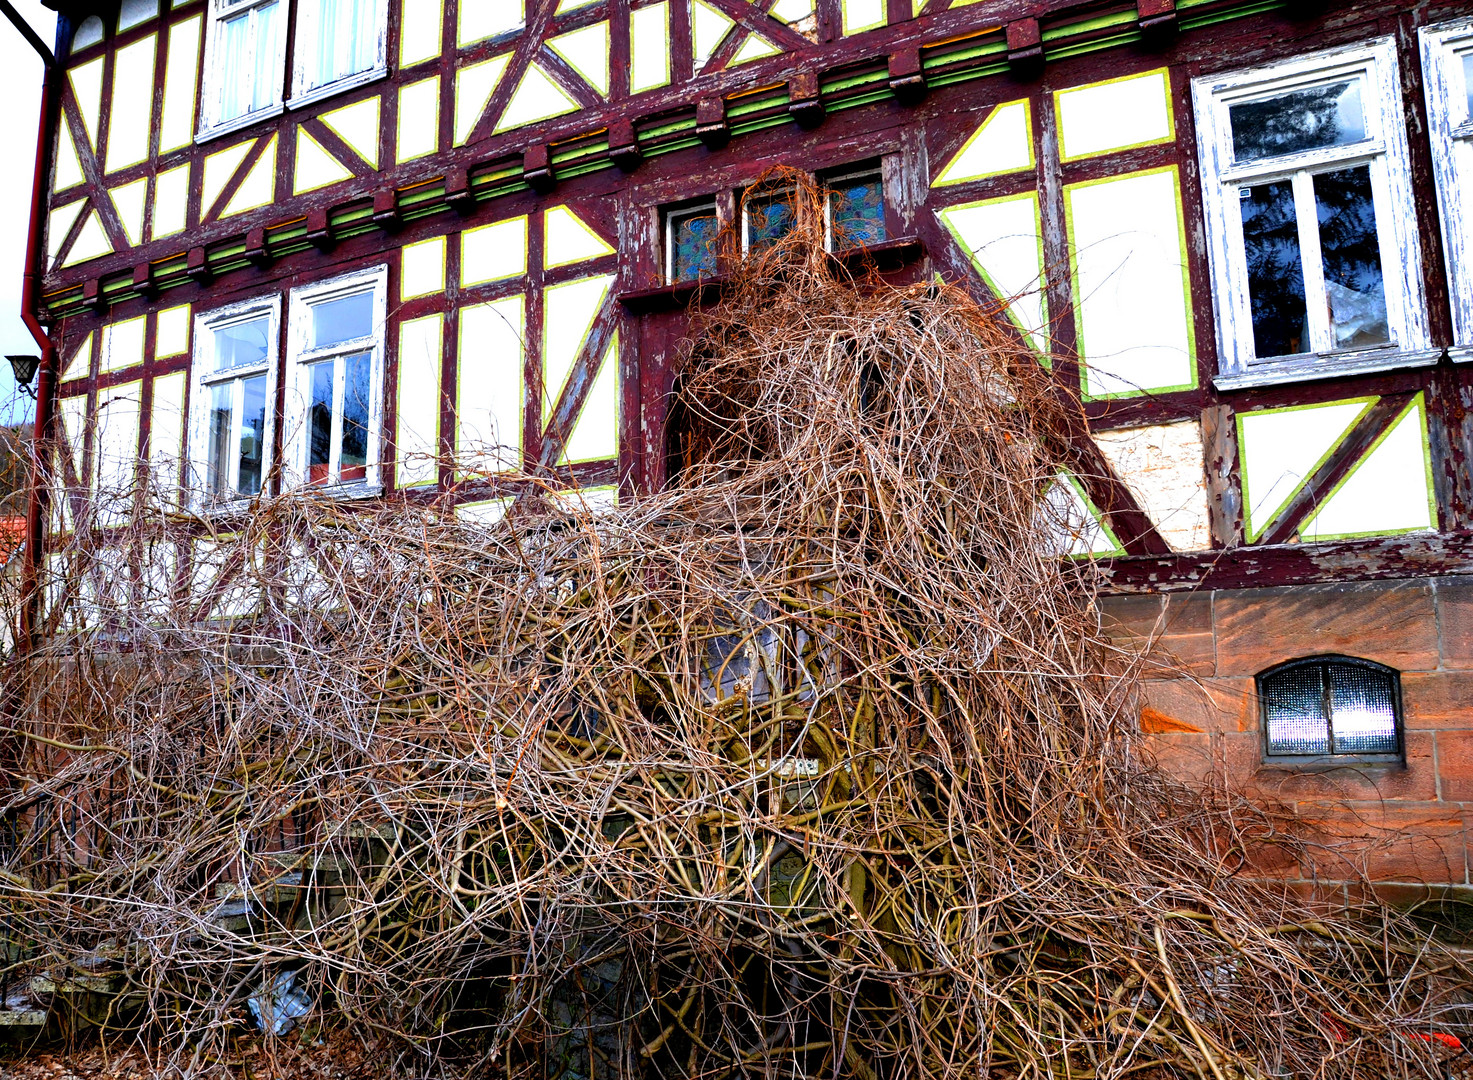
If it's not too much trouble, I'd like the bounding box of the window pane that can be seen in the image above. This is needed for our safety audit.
[1314,166,1389,349]
[312,292,374,349]
[1263,665,1330,755]
[250,1,280,113]
[829,176,886,249]
[1240,180,1307,358]
[208,382,233,497]
[1328,664,1398,754]
[308,361,334,485]
[215,316,271,370]
[1229,80,1366,162]
[217,9,253,122]
[307,0,376,89]
[747,194,795,251]
[340,351,371,483]
[1463,53,1473,120]
[238,374,267,497]
[671,211,719,282]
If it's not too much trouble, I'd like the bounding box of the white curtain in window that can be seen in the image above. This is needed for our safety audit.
[218,0,281,121]
[307,0,377,90]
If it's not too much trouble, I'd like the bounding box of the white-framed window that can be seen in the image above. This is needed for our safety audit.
[189,297,281,506]
[1421,18,1473,358]
[199,0,388,140]
[284,266,387,494]
[1192,38,1433,388]
[200,0,287,137]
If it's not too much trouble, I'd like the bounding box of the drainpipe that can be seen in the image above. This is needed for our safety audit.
[2,2,62,655]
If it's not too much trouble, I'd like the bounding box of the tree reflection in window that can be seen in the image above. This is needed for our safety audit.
[1314,166,1389,348]
[1229,81,1366,162]
[1241,180,1307,357]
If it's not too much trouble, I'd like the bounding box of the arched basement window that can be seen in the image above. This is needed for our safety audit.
[1259,656,1402,760]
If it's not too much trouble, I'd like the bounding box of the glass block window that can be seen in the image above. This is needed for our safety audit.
[824,168,887,251]
[665,201,721,284]
[1259,657,1401,759]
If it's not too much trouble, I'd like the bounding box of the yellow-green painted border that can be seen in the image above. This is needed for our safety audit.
[1063,165,1198,401]
[936,192,1050,362]
[560,331,621,467]
[1235,395,1379,543]
[461,215,529,288]
[397,313,444,488]
[542,274,616,424]
[1299,394,1439,543]
[1060,472,1125,558]
[455,295,526,481]
[1055,68,1175,163]
[931,98,1035,188]
[158,15,202,156]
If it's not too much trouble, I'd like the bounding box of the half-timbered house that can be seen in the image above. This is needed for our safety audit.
[17,0,1473,901]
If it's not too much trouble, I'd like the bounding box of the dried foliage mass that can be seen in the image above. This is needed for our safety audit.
[2,183,1471,1079]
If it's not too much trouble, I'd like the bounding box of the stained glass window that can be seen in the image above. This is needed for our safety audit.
[745,193,796,252]
[827,171,886,250]
[668,204,720,283]
[1260,658,1400,758]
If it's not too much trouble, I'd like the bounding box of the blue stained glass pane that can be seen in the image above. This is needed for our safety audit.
[830,178,886,249]
[747,195,795,251]
[672,212,719,282]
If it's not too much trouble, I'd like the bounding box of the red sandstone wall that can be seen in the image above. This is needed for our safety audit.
[1101,578,1473,905]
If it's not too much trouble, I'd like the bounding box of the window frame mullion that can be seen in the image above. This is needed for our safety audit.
[1290,171,1332,354]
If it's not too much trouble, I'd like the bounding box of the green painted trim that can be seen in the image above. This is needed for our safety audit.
[1042,11,1136,40]
[1055,68,1175,163]
[1298,394,1439,542]
[931,98,1035,188]
[1062,165,1198,401]
[1234,395,1379,542]
[1060,472,1126,558]
[936,192,1050,361]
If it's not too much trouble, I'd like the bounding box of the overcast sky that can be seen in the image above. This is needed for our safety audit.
[0,0,59,426]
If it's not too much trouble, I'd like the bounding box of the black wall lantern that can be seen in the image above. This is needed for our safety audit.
[6,355,40,398]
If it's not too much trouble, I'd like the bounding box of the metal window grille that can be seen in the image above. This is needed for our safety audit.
[1259,656,1401,758]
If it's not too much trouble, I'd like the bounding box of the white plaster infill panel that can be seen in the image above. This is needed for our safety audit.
[937,193,1048,354]
[1300,395,1437,541]
[457,295,526,477]
[462,216,529,286]
[106,33,158,174]
[400,0,444,66]
[841,0,886,35]
[1093,421,1211,552]
[1066,167,1196,399]
[932,100,1034,187]
[544,206,615,269]
[548,21,612,97]
[401,236,447,299]
[397,314,444,488]
[561,332,619,466]
[1235,396,1375,541]
[455,54,513,145]
[692,1,736,70]
[398,77,441,163]
[629,3,672,94]
[543,275,615,424]
[496,62,580,133]
[1056,69,1174,162]
[1040,472,1124,558]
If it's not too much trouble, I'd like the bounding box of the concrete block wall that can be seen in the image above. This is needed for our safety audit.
[1100,578,1473,904]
